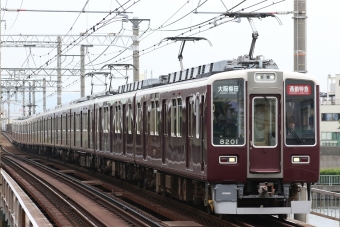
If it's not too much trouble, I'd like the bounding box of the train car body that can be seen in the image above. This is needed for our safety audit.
[12,56,320,215]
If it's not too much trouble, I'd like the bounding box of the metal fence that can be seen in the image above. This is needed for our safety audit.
[311,188,340,221]
[317,175,340,185]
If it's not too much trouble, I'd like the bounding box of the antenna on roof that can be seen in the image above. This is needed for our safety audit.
[159,37,212,70]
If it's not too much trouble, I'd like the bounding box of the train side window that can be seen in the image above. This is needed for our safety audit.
[177,98,182,137]
[116,105,121,133]
[195,96,200,139]
[171,98,182,137]
[75,113,78,146]
[115,106,118,133]
[128,104,132,134]
[150,101,155,135]
[82,111,87,148]
[136,103,141,134]
[89,110,92,149]
[188,98,194,137]
[155,101,160,135]
[162,100,167,135]
[171,99,177,137]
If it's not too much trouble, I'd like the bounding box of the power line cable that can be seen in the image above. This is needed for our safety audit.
[6,0,24,30]
[36,0,284,104]
[113,0,285,64]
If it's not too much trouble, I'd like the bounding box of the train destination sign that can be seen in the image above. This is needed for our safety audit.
[286,84,311,95]
[217,85,239,95]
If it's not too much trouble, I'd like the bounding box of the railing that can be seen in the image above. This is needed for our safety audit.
[317,175,340,185]
[311,188,340,221]
[320,99,340,105]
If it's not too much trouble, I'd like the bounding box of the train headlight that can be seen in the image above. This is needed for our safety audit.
[219,156,237,164]
[291,156,310,164]
[255,73,276,82]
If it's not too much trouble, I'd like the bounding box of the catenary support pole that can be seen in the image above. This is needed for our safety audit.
[132,18,139,82]
[57,36,62,105]
[294,0,307,222]
[294,0,307,73]
[80,45,85,98]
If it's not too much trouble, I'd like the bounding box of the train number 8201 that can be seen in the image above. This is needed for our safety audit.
[220,138,238,145]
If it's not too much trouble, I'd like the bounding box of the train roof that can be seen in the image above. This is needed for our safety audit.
[11,54,318,122]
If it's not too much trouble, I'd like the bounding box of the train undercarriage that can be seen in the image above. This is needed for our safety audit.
[16,143,310,216]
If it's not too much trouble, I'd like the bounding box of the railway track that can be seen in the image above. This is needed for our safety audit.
[1,132,314,227]
[1,133,163,227]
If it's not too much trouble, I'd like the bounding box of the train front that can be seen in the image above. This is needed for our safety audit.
[206,69,319,215]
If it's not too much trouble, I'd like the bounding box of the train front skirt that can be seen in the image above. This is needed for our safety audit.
[212,184,312,214]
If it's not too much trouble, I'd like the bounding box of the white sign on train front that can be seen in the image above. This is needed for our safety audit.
[217,86,239,94]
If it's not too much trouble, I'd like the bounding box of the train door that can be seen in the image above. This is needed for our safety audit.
[186,97,194,170]
[249,95,281,173]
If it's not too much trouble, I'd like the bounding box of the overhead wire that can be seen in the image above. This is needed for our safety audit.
[6,0,24,30]
[30,0,141,104]
[112,0,285,65]
[44,0,271,92]
[30,0,140,81]
[36,0,286,104]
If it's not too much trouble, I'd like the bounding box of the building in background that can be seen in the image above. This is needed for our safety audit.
[320,74,340,146]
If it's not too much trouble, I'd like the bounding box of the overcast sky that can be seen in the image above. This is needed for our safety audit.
[1,0,339,114]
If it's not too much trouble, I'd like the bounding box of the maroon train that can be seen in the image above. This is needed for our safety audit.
[12,56,319,215]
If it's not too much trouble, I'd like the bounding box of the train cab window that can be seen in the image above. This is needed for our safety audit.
[253,97,277,147]
[212,78,245,145]
[285,80,316,146]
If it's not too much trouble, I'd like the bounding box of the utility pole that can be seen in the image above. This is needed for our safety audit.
[80,44,93,98]
[129,18,149,82]
[57,36,62,105]
[294,0,307,73]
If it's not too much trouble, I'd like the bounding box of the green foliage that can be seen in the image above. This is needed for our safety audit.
[320,168,340,175]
